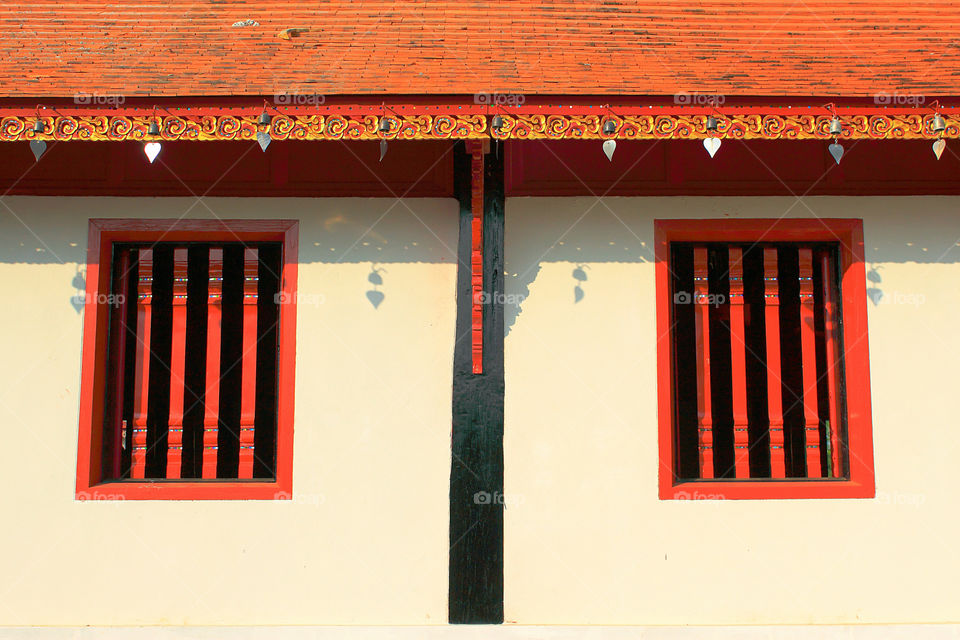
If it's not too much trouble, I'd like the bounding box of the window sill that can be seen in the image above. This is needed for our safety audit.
[76,479,292,501]
[661,479,875,500]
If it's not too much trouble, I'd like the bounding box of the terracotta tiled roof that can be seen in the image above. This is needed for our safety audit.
[1,1,958,98]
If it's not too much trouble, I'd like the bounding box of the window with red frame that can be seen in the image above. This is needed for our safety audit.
[656,220,874,499]
[77,220,297,500]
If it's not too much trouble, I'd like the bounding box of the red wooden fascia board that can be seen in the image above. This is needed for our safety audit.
[4,100,960,119]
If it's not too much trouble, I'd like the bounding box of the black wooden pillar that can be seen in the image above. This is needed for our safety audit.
[448,141,505,623]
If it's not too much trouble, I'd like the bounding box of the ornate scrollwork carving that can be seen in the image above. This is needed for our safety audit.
[1,114,490,141]
[489,113,956,140]
[2,112,954,142]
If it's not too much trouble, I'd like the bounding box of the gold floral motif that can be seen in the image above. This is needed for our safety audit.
[1,113,956,142]
[2,114,489,141]
[491,114,958,140]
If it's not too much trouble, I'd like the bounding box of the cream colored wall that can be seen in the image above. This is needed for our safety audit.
[0,197,458,625]
[3,194,957,625]
[504,196,960,624]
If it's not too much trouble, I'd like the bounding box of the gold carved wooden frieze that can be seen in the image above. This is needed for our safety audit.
[1,111,957,142]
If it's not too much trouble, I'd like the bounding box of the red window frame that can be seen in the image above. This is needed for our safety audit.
[76,219,298,500]
[655,218,875,499]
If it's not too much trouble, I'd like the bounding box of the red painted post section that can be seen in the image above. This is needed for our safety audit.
[798,249,822,478]
[763,248,786,478]
[131,249,153,479]
[693,247,714,479]
[108,249,131,478]
[238,248,259,479]
[166,248,188,479]
[820,250,843,477]
[469,142,485,374]
[202,248,224,479]
[728,247,750,478]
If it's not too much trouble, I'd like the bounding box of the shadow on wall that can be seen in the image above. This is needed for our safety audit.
[503,196,960,334]
[366,265,386,309]
[573,264,588,303]
[0,197,460,314]
[866,264,884,306]
[0,197,460,266]
[69,266,87,312]
[504,203,652,335]
[3,196,960,319]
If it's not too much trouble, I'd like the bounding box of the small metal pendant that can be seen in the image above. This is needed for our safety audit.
[143,142,161,163]
[29,140,47,162]
[602,139,616,161]
[933,139,946,160]
[703,137,721,158]
[828,142,844,164]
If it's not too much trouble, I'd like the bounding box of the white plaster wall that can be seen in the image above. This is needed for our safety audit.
[504,196,960,624]
[0,197,458,625]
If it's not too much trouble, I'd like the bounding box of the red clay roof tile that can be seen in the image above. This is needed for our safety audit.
[0,1,958,98]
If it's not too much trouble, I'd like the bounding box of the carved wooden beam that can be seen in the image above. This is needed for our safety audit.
[5,111,959,142]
